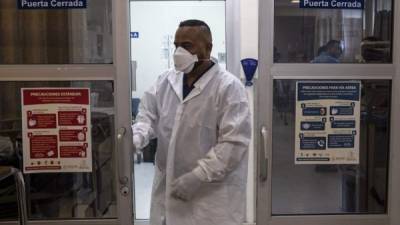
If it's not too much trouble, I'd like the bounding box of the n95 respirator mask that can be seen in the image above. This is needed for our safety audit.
[173,47,199,74]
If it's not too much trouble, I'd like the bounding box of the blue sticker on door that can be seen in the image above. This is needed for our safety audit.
[299,0,364,9]
[18,0,87,9]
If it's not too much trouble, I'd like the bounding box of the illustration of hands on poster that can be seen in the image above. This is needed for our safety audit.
[295,81,361,164]
[21,88,92,173]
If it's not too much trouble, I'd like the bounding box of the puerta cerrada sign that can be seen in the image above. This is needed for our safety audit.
[300,0,364,9]
[18,0,87,9]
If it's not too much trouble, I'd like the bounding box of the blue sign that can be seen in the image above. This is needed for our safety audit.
[18,0,87,9]
[300,0,364,9]
[295,81,361,164]
[297,82,360,101]
[301,121,325,131]
[300,136,326,150]
[130,32,139,39]
[331,120,356,129]
[328,134,355,148]
[296,157,330,162]
[330,106,354,115]
[240,58,258,86]
[302,107,327,116]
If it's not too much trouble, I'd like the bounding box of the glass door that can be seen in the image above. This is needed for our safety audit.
[257,0,395,224]
[0,0,133,224]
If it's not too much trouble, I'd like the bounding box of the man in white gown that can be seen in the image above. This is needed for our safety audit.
[132,19,251,225]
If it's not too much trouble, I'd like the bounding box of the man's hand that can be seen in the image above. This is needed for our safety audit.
[171,172,202,201]
[132,134,143,152]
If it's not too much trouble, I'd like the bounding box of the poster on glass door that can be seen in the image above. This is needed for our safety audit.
[21,88,92,173]
[295,81,361,164]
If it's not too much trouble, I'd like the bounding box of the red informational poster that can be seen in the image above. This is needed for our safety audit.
[22,88,92,173]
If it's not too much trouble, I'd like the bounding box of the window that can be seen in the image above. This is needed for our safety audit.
[0,81,116,220]
[0,0,112,64]
[274,0,393,63]
[272,79,391,215]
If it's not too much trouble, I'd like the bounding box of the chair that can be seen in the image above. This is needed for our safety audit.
[0,166,27,225]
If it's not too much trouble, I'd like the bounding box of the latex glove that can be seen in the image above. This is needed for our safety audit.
[171,172,202,201]
[132,134,143,152]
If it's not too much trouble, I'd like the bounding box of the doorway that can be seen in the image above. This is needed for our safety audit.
[129,0,226,222]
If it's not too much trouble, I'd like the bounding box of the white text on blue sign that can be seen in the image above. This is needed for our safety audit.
[130,32,139,39]
[300,0,364,9]
[18,0,87,9]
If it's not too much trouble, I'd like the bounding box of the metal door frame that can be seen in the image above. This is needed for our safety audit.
[0,0,134,224]
[256,0,400,225]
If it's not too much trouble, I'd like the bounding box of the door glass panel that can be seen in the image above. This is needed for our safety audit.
[274,0,392,63]
[0,81,116,220]
[0,0,112,64]
[130,0,226,220]
[272,79,391,215]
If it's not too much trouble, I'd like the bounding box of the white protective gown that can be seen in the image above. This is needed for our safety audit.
[132,61,251,225]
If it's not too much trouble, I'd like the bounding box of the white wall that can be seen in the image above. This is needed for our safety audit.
[130,1,226,98]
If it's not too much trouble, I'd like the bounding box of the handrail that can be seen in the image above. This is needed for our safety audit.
[0,166,13,182]
[0,166,28,225]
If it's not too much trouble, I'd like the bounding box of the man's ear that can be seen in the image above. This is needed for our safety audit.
[207,43,213,53]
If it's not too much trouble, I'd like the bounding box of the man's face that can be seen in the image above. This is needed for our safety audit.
[174,26,211,60]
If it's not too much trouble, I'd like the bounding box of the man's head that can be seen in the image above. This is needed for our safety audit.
[174,19,213,60]
[325,40,343,58]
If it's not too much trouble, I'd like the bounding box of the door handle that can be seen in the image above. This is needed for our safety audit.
[131,60,137,91]
[260,126,269,182]
[117,127,129,186]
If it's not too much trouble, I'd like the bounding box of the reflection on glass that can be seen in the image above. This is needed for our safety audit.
[272,79,391,215]
[274,0,392,63]
[0,81,116,220]
[0,0,112,64]
[311,40,342,63]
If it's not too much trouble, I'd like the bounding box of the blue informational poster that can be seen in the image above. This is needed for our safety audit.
[18,0,87,9]
[295,81,361,164]
[299,0,364,9]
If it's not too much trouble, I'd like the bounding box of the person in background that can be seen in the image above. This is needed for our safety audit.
[131,19,251,225]
[311,40,343,63]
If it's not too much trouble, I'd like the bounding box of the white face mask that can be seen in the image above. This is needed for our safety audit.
[173,47,198,74]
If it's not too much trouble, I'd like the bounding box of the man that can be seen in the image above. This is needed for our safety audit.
[132,19,251,225]
[311,40,343,63]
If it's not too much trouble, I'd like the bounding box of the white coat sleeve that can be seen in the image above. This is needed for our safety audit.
[192,81,251,182]
[131,84,158,150]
